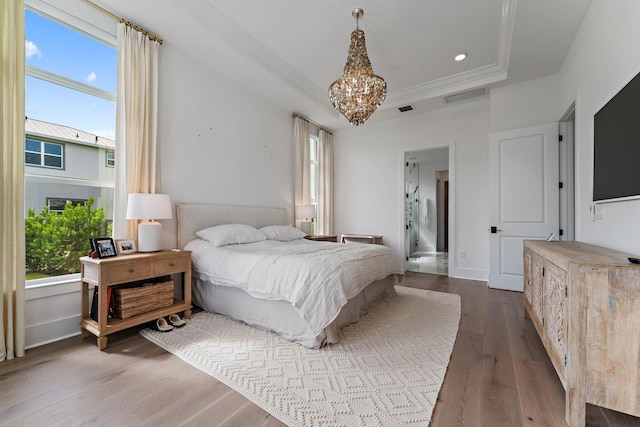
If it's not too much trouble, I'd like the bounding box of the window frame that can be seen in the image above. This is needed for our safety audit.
[309,135,319,205]
[24,6,117,104]
[25,138,64,169]
[105,150,115,168]
[24,4,117,287]
[46,197,88,213]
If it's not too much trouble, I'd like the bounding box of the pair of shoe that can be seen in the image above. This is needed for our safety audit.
[148,314,186,332]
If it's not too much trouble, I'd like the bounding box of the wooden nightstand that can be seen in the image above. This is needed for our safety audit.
[304,234,338,242]
[340,234,384,245]
[80,250,192,350]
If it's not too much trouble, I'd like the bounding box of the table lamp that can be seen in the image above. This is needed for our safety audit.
[126,193,173,252]
[296,204,316,235]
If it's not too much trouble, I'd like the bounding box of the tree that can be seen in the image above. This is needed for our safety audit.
[25,198,112,276]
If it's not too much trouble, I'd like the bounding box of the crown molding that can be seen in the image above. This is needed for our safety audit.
[183,0,337,117]
[382,64,507,110]
[182,0,516,116]
[382,0,516,109]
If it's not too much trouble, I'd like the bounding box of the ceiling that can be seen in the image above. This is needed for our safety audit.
[98,0,592,129]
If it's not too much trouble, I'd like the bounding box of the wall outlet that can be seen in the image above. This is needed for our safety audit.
[460,251,467,259]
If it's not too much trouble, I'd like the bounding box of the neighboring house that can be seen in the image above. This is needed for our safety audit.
[24,117,115,220]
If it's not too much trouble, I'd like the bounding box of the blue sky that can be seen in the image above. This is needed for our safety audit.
[25,10,117,140]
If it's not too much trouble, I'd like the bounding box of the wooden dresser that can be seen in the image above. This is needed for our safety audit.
[523,240,640,426]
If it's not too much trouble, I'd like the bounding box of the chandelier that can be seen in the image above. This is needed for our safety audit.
[328,8,387,126]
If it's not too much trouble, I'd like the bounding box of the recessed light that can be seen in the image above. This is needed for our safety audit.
[454,52,467,62]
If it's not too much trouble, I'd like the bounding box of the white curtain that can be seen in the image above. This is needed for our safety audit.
[317,129,334,235]
[293,117,311,209]
[113,23,161,240]
[0,0,26,361]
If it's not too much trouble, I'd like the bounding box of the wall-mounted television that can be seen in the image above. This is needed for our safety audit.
[593,70,640,202]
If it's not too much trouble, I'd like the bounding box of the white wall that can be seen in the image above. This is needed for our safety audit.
[556,0,640,254]
[333,100,490,280]
[155,44,296,249]
[489,74,560,132]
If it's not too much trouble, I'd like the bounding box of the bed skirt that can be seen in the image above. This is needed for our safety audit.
[191,275,399,349]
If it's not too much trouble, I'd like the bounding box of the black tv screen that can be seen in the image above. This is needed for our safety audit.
[593,70,640,202]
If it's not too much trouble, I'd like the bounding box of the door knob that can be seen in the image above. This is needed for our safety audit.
[490,226,503,233]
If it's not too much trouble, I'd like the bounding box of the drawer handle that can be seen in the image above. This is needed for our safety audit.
[169,262,174,267]
[128,268,135,273]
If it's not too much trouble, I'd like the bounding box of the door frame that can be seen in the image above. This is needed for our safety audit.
[559,103,576,241]
[435,171,449,252]
[399,143,456,276]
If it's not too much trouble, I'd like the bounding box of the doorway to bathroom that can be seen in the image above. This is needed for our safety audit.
[404,147,449,275]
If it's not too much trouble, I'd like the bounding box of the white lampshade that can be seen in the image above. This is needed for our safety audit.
[295,204,316,220]
[296,204,316,235]
[126,193,173,220]
[126,193,173,252]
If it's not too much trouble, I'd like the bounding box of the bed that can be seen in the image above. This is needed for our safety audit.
[177,203,403,348]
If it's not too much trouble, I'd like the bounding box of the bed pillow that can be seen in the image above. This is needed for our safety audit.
[260,225,307,242]
[196,224,267,247]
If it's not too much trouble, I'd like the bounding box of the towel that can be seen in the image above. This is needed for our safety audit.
[424,198,432,226]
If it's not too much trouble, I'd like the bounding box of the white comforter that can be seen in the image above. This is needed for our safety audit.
[185,239,403,336]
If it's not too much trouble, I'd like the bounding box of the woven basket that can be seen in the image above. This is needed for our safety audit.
[113,280,174,319]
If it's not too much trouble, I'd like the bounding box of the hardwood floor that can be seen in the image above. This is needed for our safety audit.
[1,272,638,426]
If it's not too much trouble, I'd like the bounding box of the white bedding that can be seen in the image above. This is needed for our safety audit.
[185,238,403,336]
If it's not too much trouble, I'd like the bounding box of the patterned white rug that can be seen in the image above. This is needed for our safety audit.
[140,286,461,426]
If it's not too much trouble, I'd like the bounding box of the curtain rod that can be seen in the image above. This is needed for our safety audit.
[82,0,163,44]
[292,113,332,135]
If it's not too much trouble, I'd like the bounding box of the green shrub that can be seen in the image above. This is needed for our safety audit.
[25,198,112,276]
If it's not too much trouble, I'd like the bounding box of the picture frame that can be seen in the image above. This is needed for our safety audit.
[91,237,117,258]
[115,239,137,255]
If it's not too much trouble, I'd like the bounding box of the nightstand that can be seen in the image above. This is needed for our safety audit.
[340,234,384,245]
[80,250,192,350]
[304,234,338,242]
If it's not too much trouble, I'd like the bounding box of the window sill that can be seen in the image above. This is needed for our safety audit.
[26,274,84,300]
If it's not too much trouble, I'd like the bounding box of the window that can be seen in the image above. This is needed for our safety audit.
[106,150,115,167]
[309,136,319,204]
[46,198,87,213]
[25,7,116,280]
[25,138,63,168]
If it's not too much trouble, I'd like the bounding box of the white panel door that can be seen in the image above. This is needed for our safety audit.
[489,123,559,291]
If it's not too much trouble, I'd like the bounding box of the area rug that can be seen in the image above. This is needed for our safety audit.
[140,286,461,426]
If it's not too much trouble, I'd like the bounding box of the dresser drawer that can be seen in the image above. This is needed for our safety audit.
[82,262,99,284]
[153,255,190,275]
[107,262,152,284]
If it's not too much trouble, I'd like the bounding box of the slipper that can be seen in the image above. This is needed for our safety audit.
[167,313,186,328]
[148,317,174,332]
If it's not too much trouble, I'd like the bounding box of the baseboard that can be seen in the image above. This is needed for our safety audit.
[448,266,488,282]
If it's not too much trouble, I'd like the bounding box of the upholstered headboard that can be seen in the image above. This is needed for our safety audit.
[176,203,287,249]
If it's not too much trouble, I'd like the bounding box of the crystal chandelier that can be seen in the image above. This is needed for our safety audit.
[328,8,387,126]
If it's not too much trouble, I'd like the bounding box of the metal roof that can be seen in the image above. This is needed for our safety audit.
[25,117,115,149]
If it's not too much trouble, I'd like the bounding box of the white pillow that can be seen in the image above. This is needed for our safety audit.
[260,225,307,242]
[196,224,266,247]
